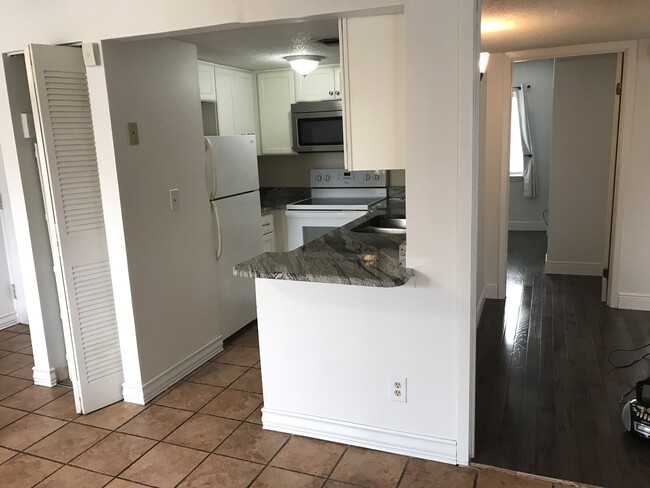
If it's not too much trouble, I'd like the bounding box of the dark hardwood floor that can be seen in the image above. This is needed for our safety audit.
[474,231,650,488]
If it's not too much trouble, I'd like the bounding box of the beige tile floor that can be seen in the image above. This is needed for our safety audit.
[0,323,595,487]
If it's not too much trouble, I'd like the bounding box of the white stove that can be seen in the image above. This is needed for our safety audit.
[285,169,387,249]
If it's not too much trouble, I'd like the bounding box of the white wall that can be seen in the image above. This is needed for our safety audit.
[509,59,554,231]
[0,149,26,325]
[476,72,487,316]
[0,148,17,328]
[0,0,477,464]
[617,40,650,309]
[100,38,221,392]
[0,54,67,385]
[478,53,508,300]
[546,53,617,276]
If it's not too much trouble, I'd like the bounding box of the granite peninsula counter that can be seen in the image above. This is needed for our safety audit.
[234,209,413,287]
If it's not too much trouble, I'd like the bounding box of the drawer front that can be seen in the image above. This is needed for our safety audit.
[261,213,274,235]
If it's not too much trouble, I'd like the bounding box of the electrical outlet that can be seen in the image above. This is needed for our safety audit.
[391,375,407,403]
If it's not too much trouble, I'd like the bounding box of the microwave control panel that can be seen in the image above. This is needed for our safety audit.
[310,169,387,188]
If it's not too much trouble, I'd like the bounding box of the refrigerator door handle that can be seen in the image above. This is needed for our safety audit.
[211,200,222,261]
[205,138,218,200]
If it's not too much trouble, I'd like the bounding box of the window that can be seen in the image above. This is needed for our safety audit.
[510,91,524,177]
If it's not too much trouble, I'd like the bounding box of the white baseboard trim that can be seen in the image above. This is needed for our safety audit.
[508,221,547,232]
[484,284,498,299]
[262,408,457,464]
[618,293,650,311]
[122,335,224,404]
[0,312,18,329]
[545,260,602,276]
[32,366,57,387]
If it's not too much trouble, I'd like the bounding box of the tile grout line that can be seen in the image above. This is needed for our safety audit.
[323,444,350,485]
[395,457,411,487]
[244,434,293,488]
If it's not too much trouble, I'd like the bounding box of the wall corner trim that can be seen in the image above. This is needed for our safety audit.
[32,366,57,387]
[262,407,457,464]
[477,284,488,322]
[122,335,224,405]
[618,293,650,311]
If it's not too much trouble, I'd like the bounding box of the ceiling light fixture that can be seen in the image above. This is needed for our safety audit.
[284,55,324,76]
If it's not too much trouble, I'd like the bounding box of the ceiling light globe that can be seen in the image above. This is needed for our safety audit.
[284,55,325,76]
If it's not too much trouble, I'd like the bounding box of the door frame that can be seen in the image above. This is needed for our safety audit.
[495,40,638,307]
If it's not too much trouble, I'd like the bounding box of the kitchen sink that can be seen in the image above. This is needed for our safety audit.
[351,216,406,235]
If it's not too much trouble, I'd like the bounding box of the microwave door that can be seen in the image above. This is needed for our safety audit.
[292,111,344,153]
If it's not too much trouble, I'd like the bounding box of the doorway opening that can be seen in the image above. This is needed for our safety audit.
[474,45,650,487]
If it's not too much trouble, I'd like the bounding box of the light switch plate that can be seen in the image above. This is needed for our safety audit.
[169,189,180,212]
[128,122,139,145]
[82,43,100,67]
[20,113,35,139]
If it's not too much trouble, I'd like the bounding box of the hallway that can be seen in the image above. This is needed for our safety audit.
[474,231,650,487]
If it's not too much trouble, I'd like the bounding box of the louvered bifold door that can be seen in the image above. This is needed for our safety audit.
[25,44,123,413]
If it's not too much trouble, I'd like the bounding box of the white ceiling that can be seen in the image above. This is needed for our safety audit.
[482,0,650,52]
[172,19,339,71]
[171,2,650,70]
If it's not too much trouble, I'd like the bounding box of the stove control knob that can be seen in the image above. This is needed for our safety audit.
[365,174,371,181]
[374,174,380,180]
[325,175,331,181]
[316,175,322,181]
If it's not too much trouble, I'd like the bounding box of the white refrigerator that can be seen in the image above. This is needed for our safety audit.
[205,135,262,339]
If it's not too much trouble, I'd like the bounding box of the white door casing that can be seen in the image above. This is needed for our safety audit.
[602,53,624,301]
[25,44,123,413]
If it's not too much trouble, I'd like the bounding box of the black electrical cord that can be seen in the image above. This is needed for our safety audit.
[608,343,650,370]
[607,343,650,406]
[542,209,549,227]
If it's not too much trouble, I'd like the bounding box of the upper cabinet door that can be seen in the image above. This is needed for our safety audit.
[341,14,405,170]
[257,70,295,154]
[198,62,216,102]
[295,66,338,101]
[214,67,235,135]
[333,66,342,98]
[232,71,256,136]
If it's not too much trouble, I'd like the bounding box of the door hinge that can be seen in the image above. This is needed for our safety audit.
[10,284,16,300]
[0,193,3,210]
[603,268,610,279]
[616,82,622,96]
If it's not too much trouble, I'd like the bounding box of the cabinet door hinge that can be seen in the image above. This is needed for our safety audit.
[10,284,16,300]
[603,268,610,279]
[616,82,622,96]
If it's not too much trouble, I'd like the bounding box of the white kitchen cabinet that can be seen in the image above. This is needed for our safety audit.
[294,65,341,101]
[257,70,295,154]
[261,213,275,252]
[340,13,405,170]
[199,61,261,154]
[215,67,257,137]
[198,62,216,102]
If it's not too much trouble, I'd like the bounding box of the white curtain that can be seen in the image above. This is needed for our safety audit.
[514,85,537,197]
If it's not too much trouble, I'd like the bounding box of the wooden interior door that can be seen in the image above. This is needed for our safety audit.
[25,44,123,413]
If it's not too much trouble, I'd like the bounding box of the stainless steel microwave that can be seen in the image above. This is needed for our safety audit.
[291,100,343,153]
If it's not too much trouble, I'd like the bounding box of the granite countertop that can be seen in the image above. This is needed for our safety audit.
[234,201,412,288]
[259,187,310,215]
